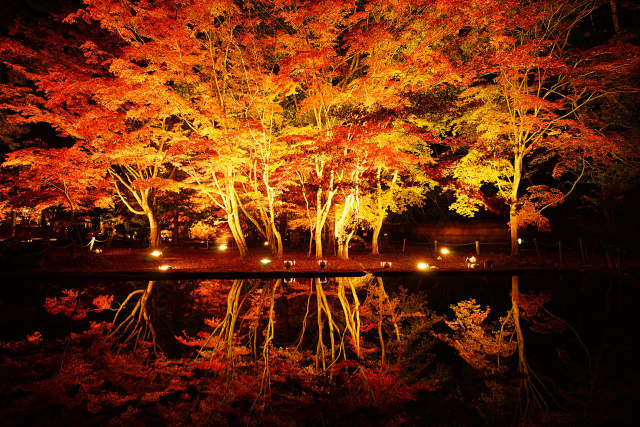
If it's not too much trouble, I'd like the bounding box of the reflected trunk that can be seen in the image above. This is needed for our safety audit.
[110,280,158,354]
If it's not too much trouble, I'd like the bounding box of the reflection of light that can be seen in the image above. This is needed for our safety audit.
[150,250,162,257]
[380,261,392,268]
[218,244,227,251]
[417,262,429,270]
[517,238,523,245]
[158,265,171,271]
[283,277,296,284]
[260,258,271,265]
[440,248,450,255]
[264,241,269,246]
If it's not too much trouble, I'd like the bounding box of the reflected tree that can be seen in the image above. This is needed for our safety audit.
[109,280,158,355]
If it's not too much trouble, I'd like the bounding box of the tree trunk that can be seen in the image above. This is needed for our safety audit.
[272,223,283,258]
[10,210,16,239]
[228,213,249,257]
[314,224,323,258]
[371,217,383,255]
[173,209,180,245]
[609,0,620,33]
[510,204,519,256]
[147,211,160,249]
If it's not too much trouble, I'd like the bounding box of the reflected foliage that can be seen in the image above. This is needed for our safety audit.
[0,274,633,425]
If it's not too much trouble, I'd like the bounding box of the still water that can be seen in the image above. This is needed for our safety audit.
[0,272,634,426]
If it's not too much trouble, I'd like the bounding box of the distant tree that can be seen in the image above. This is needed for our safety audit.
[2,145,111,245]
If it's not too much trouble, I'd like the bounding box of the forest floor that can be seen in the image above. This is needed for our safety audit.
[3,241,634,276]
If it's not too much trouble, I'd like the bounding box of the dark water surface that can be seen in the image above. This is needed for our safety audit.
[0,272,635,426]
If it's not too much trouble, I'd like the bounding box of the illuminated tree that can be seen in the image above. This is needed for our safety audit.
[447,0,638,254]
[0,12,182,248]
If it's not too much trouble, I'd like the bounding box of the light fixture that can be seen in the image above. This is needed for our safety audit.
[318,259,327,269]
[517,238,523,245]
[284,260,296,269]
[158,264,171,271]
[440,248,450,255]
[218,244,227,251]
[150,250,162,257]
[260,258,272,265]
[380,261,392,269]
[417,262,429,271]
[264,241,269,246]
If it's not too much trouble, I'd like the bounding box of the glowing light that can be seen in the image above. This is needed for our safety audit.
[260,258,272,265]
[380,261,392,268]
[466,256,477,264]
[150,250,162,257]
[440,248,450,255]
[94,248,103,254]
[517,238,523,245]
[264,241,269,246]
[284,260,296,269]
[318,259,328,269]
[417,262,429,271]
[158,264,171,271]
[218,244,228,251]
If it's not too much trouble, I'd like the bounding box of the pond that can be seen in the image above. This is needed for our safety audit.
[0,272,634,426]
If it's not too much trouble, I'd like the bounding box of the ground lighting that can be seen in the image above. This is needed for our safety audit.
[417,262,429,271]
[158,265,171,271]
[218,244,228,251]
[150,250,162,257]
[260,258,272,265]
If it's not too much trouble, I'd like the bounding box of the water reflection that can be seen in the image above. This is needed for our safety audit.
[0,273,633,425]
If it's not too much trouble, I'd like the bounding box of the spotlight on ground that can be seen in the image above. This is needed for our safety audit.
[417,262,429,271]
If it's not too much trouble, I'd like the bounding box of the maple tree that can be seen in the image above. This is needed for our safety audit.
[2,145,111,238]
[0,11,183,248]
[446,0,639,254]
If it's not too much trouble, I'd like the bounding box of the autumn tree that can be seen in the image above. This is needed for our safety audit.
[447,0,639,254]
[0,9,184,248]
[2,146,111,242]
